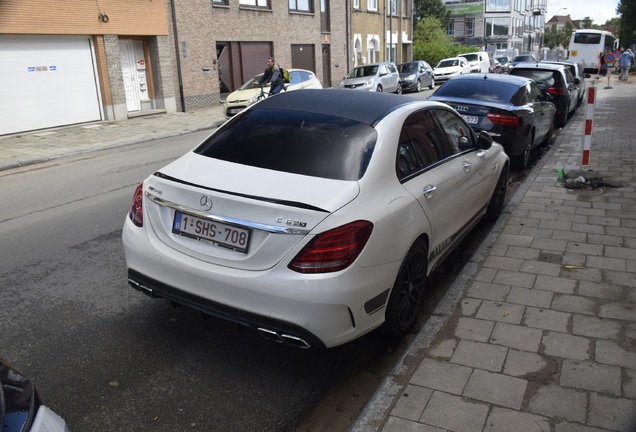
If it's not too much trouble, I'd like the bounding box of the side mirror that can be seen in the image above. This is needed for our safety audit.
[574,77,581,84]
[476,131,493,150]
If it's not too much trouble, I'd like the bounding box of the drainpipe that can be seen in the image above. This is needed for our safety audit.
[170,0,186,113]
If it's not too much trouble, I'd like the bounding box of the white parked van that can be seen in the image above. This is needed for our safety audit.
[458,51,490,73]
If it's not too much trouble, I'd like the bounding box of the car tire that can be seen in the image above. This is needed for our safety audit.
[429,78,435,90]
[376,85,383,92]
[557,105,568,128]
[395,83,402,95]
[513,131,534,169]
[416,80,422,92]
[383,239,428,338]
[484,166,509,223]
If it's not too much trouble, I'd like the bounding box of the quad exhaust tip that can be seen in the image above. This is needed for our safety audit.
[257,328,312,349]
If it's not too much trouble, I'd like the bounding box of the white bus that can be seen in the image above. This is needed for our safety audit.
[568,29,619,73]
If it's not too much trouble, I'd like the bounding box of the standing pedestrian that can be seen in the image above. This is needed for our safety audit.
[253,57,285,95]
[619,48,634,81]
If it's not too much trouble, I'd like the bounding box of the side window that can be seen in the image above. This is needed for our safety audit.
[433,109,474,155]
[528,82,542,102]
[511,85,528,106]
[379,64,388,75]
[396,110,444,180]
[289,71,302,85]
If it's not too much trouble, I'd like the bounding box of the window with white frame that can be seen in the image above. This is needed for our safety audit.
[240,0,270,8]
[465,18,475,37]
[486,0,511,12]
[367,0,378,12]
[403,0,409,16]
[290,0,312,12]
[353,0,360,8]
[386,0,397,15]
[213,0,229,5]
[368,39,378,63]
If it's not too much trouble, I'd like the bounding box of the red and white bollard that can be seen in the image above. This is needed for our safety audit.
[581,84,596,168]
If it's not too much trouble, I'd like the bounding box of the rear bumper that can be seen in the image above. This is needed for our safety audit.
[128,269,325,349]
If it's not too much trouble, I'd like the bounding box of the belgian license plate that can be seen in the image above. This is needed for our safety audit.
[462,115,479,125]
[229,108,243,115]
[173,211,250,253]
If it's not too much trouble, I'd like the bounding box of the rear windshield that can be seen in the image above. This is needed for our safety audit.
[573,33,602,44]
[460,53,478,61]
[510,69,561,89]
[194,108,377,181]
[433,79,520,104]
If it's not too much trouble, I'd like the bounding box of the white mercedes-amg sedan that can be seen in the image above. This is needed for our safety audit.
[122,89,509,349]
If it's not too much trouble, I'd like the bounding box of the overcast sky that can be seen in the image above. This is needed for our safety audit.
[546,0,620,26]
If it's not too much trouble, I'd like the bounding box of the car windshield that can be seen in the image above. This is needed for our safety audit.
[397,62,418,73]
[195,108,378,181]
[239,74,263,90]
[461,53,478,61]
[438,59,459,67]
[433,79,520,104]
[347,65,379,78]
[496,57,509,63]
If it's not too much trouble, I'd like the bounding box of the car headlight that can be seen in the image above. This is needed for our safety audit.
[366,78,374,87]
[248,94,261,104]
[405,74,416,82]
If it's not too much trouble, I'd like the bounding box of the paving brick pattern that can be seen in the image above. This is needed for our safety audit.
[367,78,636,432]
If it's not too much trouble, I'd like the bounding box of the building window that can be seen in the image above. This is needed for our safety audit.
[465,18,475,37]
[486,0,511,12]
[213,0,229,5]
[353,0,360,8]
[386,0,397,15]
[239,0,271,8]
[367,39,378,63]
[485,17,509,37]
[403,0,409,17]
[367,0,378,12]
[447,20,455,36]
[290,0,312,12]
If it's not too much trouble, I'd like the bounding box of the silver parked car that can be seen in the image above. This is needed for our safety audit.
[340,62,401,93]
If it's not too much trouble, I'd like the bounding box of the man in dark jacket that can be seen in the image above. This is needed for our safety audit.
[253,57,285,95]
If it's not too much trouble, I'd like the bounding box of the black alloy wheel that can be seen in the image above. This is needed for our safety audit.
[384,240,428,337]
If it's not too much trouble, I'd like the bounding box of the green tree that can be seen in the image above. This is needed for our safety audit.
[414,0,451,28]
[581,17,594,29]
[618,0,636,48]
[413,16,474,66]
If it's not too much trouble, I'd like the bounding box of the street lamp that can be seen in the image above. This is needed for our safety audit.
[556,7,567,16]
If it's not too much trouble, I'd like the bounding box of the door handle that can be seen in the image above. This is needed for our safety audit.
[462,161,472,172]
[423,185,437,199]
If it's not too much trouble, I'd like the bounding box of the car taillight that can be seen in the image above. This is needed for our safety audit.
[546,87,566,95]
[486,113,520,126]
[288,220,373,273]
[129,183,144,227]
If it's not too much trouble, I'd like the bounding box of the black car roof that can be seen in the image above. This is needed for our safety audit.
[251,88,420,126]
[442,73,533,86]
[512,62,566,71]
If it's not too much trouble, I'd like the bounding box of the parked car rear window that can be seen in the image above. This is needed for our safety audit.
[432,79,521,104]
[195,108,377,181]
[510,69,562,89]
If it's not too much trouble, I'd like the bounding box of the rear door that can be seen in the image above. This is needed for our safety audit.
[397,108,488,265]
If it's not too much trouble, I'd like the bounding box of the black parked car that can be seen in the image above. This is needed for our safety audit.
[396,60,435,92]
[429,74,556,168]
[540,60,590,107]
[509,62,580,127]
[510,54,537,69]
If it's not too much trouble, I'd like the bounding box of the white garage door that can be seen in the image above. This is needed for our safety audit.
[0,35,102,136]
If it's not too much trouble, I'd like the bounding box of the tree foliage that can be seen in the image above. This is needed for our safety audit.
[618,0,636,48]
[414,0,451,28]
[543,22,573,50]
[413,16,475,67]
